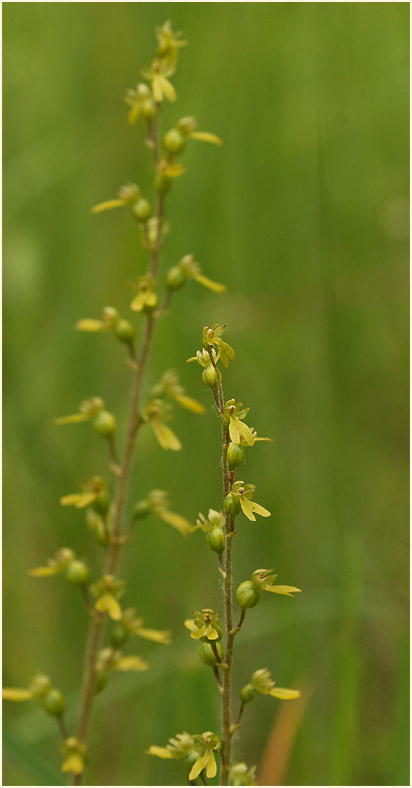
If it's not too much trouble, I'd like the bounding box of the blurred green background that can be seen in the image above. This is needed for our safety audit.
[3,3,409,786]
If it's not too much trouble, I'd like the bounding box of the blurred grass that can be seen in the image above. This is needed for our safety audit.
[3,3,409,786]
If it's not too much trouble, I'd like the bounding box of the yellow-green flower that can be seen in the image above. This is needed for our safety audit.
[124,83,154,125]
[177,116,222,146]
[60,475,110,513]
[91,182,141,214]
[155,20,187,72]
[222,399,256,446]
[29,547,75,578]
[176,254,226,294]
[55,396,104,426]
[184,609,222,642]
[248,668,301,700]
[130,275,158,313]
[230,763,258,786]
[150,369,205,414]
[3,673,51,703]
[143,400,182,452]
[147,731,221,782]
[141,59,176,103]
[250,568,302,597]
[202,324,235,368]
[61,738,87,777]
[114,608,172,645]
[95,646,148,675]
[227,481,271,522]
[90,575,125,621]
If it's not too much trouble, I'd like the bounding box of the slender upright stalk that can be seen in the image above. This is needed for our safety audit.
[71,112,163,786]
[214,376,235,786]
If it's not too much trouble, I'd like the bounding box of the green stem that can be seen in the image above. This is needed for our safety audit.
[70,109,164,786]
[214,376,234,786]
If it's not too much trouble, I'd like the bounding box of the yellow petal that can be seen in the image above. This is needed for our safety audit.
[115,655,149,671]
[239,497,256,522]
[91,199,125,214]
[2,688,34,701]
[249,501,271,518]
[95,593,122,621]
[189,752,209,781]
[151,419,182,452]
[60,492,97,508]
[190,131,223,146]
[270,688,301,700]
[151,76,164,103]
[128,104,140,125]
[254,436,274,442]
[194,274,226,293]
[163,162,185,177]
[29,566,59,577]
[130,293,145,312]
[206,750,217,779]
[184,618,196,632]
[159,75,176,102]
[62,755,84,775]
[147,746,173,759]
[75,319,106,332]
[265,585,301,597]
[229,419,241,444]
[232,417,255,446]
[174,394,205,414]
[158,509,193,537]
[55,413,89,425]
[135,627,172,645]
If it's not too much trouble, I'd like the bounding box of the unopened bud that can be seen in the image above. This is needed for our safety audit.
[133,198,151,222]
[163,128,186,155]
[207,528,225,554]
[66,561,89,587]
[227,443,245,468]
[93,411,117,439]
[166,266,186,290]
[202,365,217,389]
[236,580,261,609]
[43,689,66,717]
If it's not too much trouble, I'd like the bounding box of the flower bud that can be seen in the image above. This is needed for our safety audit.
[202,365,217,389]
[236,581,261,609]
[154,173,172,194]
[165,266,185,290]
[133,500,150,519]
[198,642,223,666]
[92,490,111,516]
[227,443,245,468]
[114,320,135,344]
[207,528,225,554]
[93,411,117,439]
[224,493,241,516]
[133,198,151,222]
[66,561,89,587]
[43,689,66,717]
[240,683,257,705]
[163,128,186,154]
[141,99,155,120]
[110,623,129,648]
[95,670,109,694]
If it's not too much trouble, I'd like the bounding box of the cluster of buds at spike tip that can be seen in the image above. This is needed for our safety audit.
[61,737,87,777]
[240,668,301,706]
[29,547,90,588]
[109,608,172,649]
[150,369,205,414]
[140,21,187,104]
[224,481,271,522]
[90,575,125,620]
[185,609,223,642]
[76,306,135,347]
[92,182,152,224]
[230,762,258,786]
[236,568,301,610]
[2,673,66,718]
[148,731,221,782]
[133,489,194,537]
[55,397,117,441]
[196,509,226,554]
[166,253,226,294]
[142,399,182,452]
[187,347,220,389]
[130,274,158,313]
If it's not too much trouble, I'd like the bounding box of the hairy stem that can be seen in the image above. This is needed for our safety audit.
[71,109,163,786]
[214,376,234,786]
